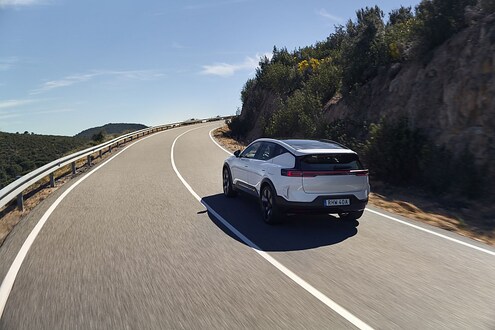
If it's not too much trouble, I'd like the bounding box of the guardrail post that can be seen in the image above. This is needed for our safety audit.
[99,150,102,158]
[109,145,112,153]
[49,173,55,187]
[17,193,24,211]
[71,161,76,174]
[87,155,92,167]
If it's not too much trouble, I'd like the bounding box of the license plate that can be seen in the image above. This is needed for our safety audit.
[324,199,350,206]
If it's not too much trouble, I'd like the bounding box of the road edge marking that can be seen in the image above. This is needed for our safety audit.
[0,132,164,319]
[172,127,374,330]
[208,127,233,155]
[365,208,495,256]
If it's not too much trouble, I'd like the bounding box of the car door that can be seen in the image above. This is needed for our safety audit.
[230,142,261,188]
[245,142,277,191]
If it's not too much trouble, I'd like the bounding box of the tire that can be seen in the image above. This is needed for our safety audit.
[260,184,283,224]
[223,167,237,197]
[338,210,364,221]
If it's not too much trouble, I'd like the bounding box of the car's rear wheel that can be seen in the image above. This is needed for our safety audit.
[260,184,282,224]
[223,167,236,197]
[338,210,364,221]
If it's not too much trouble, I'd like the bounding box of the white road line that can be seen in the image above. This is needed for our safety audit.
[365,208,495,256]
[209,127,495,258]
[172,127,374,330]
[208,127,234,155]
[0,132,163,319]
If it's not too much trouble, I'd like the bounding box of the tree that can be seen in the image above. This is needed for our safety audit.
[385,6,416,62]
[388,6,413,26]
[341,6,388,94]
[266,91,322,138]
[414,0,477,53]
[92,131,105,143]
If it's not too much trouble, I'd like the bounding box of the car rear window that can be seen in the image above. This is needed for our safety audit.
[300,154,363,171]
[282,140,344,150]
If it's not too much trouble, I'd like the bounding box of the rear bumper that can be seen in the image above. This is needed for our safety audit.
[275,194,368,214]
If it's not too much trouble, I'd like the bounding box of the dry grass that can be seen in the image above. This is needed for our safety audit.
[212,126,495,246]
[212,125,246,153]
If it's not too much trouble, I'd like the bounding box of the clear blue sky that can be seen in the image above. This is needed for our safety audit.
[0,0,420,136]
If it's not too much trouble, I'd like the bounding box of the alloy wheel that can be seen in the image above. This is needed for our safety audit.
[261,187,273,220]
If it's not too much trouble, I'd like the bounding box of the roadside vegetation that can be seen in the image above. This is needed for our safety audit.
[230,0,493,200]
[228,0,495,242]
[0,124,147,189]
[0,132,90,189]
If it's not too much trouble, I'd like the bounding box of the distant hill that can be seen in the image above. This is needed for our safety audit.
[75,123,148,138]
[0,123,148,188]
[0,132,90,188]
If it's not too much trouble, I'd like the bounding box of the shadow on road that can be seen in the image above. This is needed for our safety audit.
[201,194,358,252]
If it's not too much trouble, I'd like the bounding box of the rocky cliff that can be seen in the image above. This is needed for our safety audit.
[324,13,495,169]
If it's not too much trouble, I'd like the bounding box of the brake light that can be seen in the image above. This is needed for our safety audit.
[281,169,303,177]
[281,169,369,177]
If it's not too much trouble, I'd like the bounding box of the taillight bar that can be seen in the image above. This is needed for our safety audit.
[281,169,368,177]
[281,169,303,177]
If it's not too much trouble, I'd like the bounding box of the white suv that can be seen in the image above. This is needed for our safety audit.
[222,138,370,224]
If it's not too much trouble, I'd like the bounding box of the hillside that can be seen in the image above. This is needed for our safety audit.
[230,0,495,203]
[0,132,89,189]
[1,123,149,189]
[75,123,148,138]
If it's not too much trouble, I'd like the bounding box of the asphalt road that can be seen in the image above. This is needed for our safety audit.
[0,122,494,329]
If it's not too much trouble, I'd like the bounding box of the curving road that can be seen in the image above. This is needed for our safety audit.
[0,123,494,329]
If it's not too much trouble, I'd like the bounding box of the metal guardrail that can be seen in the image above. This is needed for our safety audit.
[0,116,234,212]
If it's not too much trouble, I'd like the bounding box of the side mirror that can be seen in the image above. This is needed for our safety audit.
[234,150,241,157]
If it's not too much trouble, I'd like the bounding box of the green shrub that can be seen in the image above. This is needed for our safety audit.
[362,118,483,198]
[479,0,495,13]
[260,62,301,97]
[303,61,341,104]
[266,91,322,138]
[419,145,483,198]
[414,0,477,54]
[228,115,250,138]
[363,118,426,184]
[0,132,89,188]
[92,131,105,143]
[385,7,416,62]
[341,6,389,94]
[321,119,368,154]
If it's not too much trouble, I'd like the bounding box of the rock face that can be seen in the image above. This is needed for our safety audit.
[325,13,495,169]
